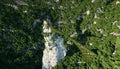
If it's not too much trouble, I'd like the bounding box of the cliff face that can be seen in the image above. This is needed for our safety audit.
[42,20,67,69]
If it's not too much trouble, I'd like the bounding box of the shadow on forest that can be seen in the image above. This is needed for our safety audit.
[105,0,114,5]
[76,14,95,45]
[66,44,80,57]
[66,14,95,57]
[0,3,52,69]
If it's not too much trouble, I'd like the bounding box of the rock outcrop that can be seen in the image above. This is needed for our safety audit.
[42,20,67,69]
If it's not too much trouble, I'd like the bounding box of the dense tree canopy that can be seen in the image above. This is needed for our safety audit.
[0,0,120,69]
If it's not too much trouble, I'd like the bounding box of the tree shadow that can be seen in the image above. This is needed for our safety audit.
[76,14,95,45]
[104,0,114,6]
[66,44,80,56]
[0,3,48,69]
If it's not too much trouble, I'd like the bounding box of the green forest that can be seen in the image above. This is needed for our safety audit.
[0,0,120,69]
